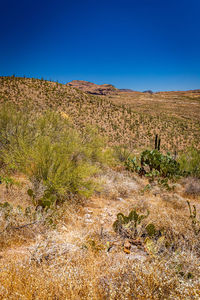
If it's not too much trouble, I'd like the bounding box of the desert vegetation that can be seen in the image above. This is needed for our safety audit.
[0,77,200,299]
[0,76,199,151]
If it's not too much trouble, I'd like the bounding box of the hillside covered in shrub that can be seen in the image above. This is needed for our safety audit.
[1,76,200,152]
[0,77,200,299]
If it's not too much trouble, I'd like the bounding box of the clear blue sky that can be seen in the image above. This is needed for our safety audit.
[1,0,200,91]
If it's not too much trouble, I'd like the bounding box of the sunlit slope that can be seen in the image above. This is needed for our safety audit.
[0,76,199,151]
[108,89,200,122]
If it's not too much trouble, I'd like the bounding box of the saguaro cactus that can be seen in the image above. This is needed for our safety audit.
[155,134,161,151]
[155,134,158,150]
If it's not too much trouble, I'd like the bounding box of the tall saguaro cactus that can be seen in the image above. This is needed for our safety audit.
[155,134,161,151]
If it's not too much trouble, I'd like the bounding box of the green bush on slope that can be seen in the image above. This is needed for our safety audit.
[0,104,108,204]
[178,148,200,178]
[125,149,181,179]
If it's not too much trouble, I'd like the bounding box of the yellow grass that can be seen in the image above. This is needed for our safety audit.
[0,170,200,299]
[0,76,199,151]
[0,77,200,299]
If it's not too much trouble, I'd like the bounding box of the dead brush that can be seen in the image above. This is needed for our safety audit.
[187,200,200,235]
[0,195,200,299]
[0,247,200,299]
[184,177,200,197]
[0,202,53,249]
[161,193,187,210]
[97,169,138,199]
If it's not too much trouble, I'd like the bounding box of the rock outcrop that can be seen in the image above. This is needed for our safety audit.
[67,80,118,95]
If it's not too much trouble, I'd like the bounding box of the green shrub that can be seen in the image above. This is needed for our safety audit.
[0,175,18,192]
[81,126,113,166]
[178,148,200,178]
[113,145,132,163]
[125,149,181,179]
[0,105,107,204]
[0,104,32,152]
[125,156,140,172]
[141,150,181,178]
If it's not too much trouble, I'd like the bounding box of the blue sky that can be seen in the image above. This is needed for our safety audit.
[1,0,200,91]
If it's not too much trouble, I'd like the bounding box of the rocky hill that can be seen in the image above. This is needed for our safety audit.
[0,76,200,299]
[67,80,118,95]
[0,76,199,151]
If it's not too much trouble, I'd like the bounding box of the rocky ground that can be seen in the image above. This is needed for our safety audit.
[0,169,199,299]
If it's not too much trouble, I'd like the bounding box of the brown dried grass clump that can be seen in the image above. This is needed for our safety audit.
[0,247,200,299]
[97,168,138,199]
[0,172,200,299]
[184,177,200,197]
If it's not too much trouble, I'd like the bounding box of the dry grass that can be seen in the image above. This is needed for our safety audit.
[109,90,200,122]
[1,250,200,299]
[0,76,199,151]
[183,177,200,197]
[0,169,200,299]
[0,76,200,298]
[97,168,139,199]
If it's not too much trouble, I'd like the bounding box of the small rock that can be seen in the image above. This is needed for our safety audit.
[85,214,91,219]
[85,219,93,223]
[124,248,130,254]
[116,197,124,202]
[84,208,93,213]
[130,239,143,246]
[124,239,131,254]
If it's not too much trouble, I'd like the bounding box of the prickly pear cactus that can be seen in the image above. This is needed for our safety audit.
[146,223,157,237]
[113,209,149,238]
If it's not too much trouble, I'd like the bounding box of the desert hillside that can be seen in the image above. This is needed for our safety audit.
[0,76,199,151]
[109,89,200,122]
[0,76,200,299]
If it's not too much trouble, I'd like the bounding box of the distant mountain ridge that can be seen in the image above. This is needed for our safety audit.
[67,80,200,95]
[67,80,118,95]
[119,89,134,92]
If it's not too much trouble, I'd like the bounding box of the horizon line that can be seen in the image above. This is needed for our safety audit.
[1,74,199,93]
